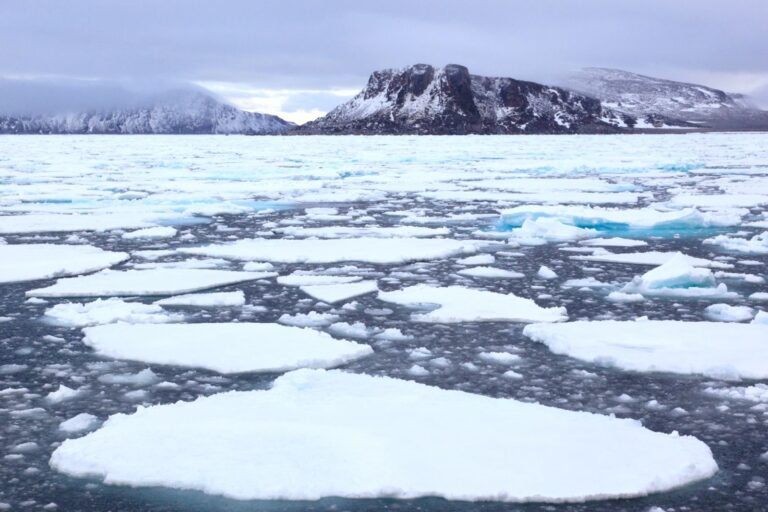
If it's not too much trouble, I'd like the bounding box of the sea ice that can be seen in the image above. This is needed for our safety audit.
[179,238,487,264]
[704,304,754,322]
[457,266,524,279]
[59,413,99,434]
[50,369,717,502]
[0,244,128,283]
[572,250,732,269]
[44,298,179,327]
[378,285,567,323]
[621,254,737,299]
[154,291,246,307]
[703,231,768,255]
[27,269,275,297]
[275,225,449,238]
[524,321,768,379]
[82,323,373,373]
[122,226,177,240]
[505,218,597,245]
[299,280,379,304]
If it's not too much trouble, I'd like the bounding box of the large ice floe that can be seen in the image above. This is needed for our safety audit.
[0,244,128,283]
[26,269,276,297]
[50,369,717,502]
[81,324,373,373]
[378,285,567,323]
[571,250,733,269]
[523,321,768,379]
[178,238,487,264]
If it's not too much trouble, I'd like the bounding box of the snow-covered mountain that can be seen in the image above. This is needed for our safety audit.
[564,68,768,130]
[299,64,627,135]
[0,89,294,134]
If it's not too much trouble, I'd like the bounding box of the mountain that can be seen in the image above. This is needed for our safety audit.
[0,89,294,134]
[298,64,628,135]
[564,68,768,130]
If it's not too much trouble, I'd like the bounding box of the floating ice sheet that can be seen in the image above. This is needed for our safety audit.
[179,238,487,264]
[27,269,275,298]
[44,298,180,327]
[0,244,128,283]
[300,281,379,304]
[378,285,567,323]
[154,291,246,307]
[524,320,768,379]
[50,369,717,502]
[81,323,373,373]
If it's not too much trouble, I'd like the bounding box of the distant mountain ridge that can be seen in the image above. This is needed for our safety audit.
[563,67,768,130]
[298,64,625,134]
[298,64,768,134]
[0,89,294,134]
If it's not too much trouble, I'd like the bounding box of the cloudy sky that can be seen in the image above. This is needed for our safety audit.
[1,0,767,122]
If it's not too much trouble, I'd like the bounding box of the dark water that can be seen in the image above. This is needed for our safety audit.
[1,202,767,512]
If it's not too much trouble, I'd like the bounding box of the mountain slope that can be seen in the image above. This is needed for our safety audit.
[299,64,625,135]
[0,89,294,134]
[564,68,768,130]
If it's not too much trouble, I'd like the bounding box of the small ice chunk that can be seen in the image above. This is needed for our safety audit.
[704,304,754,322]
[278,312,339,327]
[44,298,179,327]
[479,352,521,365]
[59,413,99,433]
[537,266,558,280]
[122,227,177,240]
[45,385,81,404]
[300,281,378,304]
[154,291,246,307]
[456,254,495,265]
[457,266,524,279]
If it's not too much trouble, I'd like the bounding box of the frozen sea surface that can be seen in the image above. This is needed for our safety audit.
[1,134,768,511]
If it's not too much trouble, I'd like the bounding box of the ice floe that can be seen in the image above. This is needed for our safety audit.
[50,369,717,502]
[43,298,180,327]
[523,321,768,379]
[0,244,128,283]
[179,238,487,264]
[704,231,768,255]
[154,291,246,307]
[81,323,373,373]
[456,266,524,279]
[275,225,449,238]
[704,304,755,322]
[26,269,275,298]
[572,250,732,269]
[620,253,737,299]
[122,226,178,240]
[378,285,567,323]
[299,281,379,304]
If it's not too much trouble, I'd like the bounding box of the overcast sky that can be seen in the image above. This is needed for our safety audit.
[1,0,767,122]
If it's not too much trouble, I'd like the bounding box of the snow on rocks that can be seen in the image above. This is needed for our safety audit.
[44,298,180,327]
[50,369,718,502]
[378,285,567,323]
[26,269,275,298]
[299,281,379,304]
[154,291,246,307]
[81,323,373,373]
[0,244,128,283]
[178,237,487,264]
[523,320,768,379]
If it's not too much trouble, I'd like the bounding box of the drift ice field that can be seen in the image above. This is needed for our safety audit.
[1,133,768,511]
